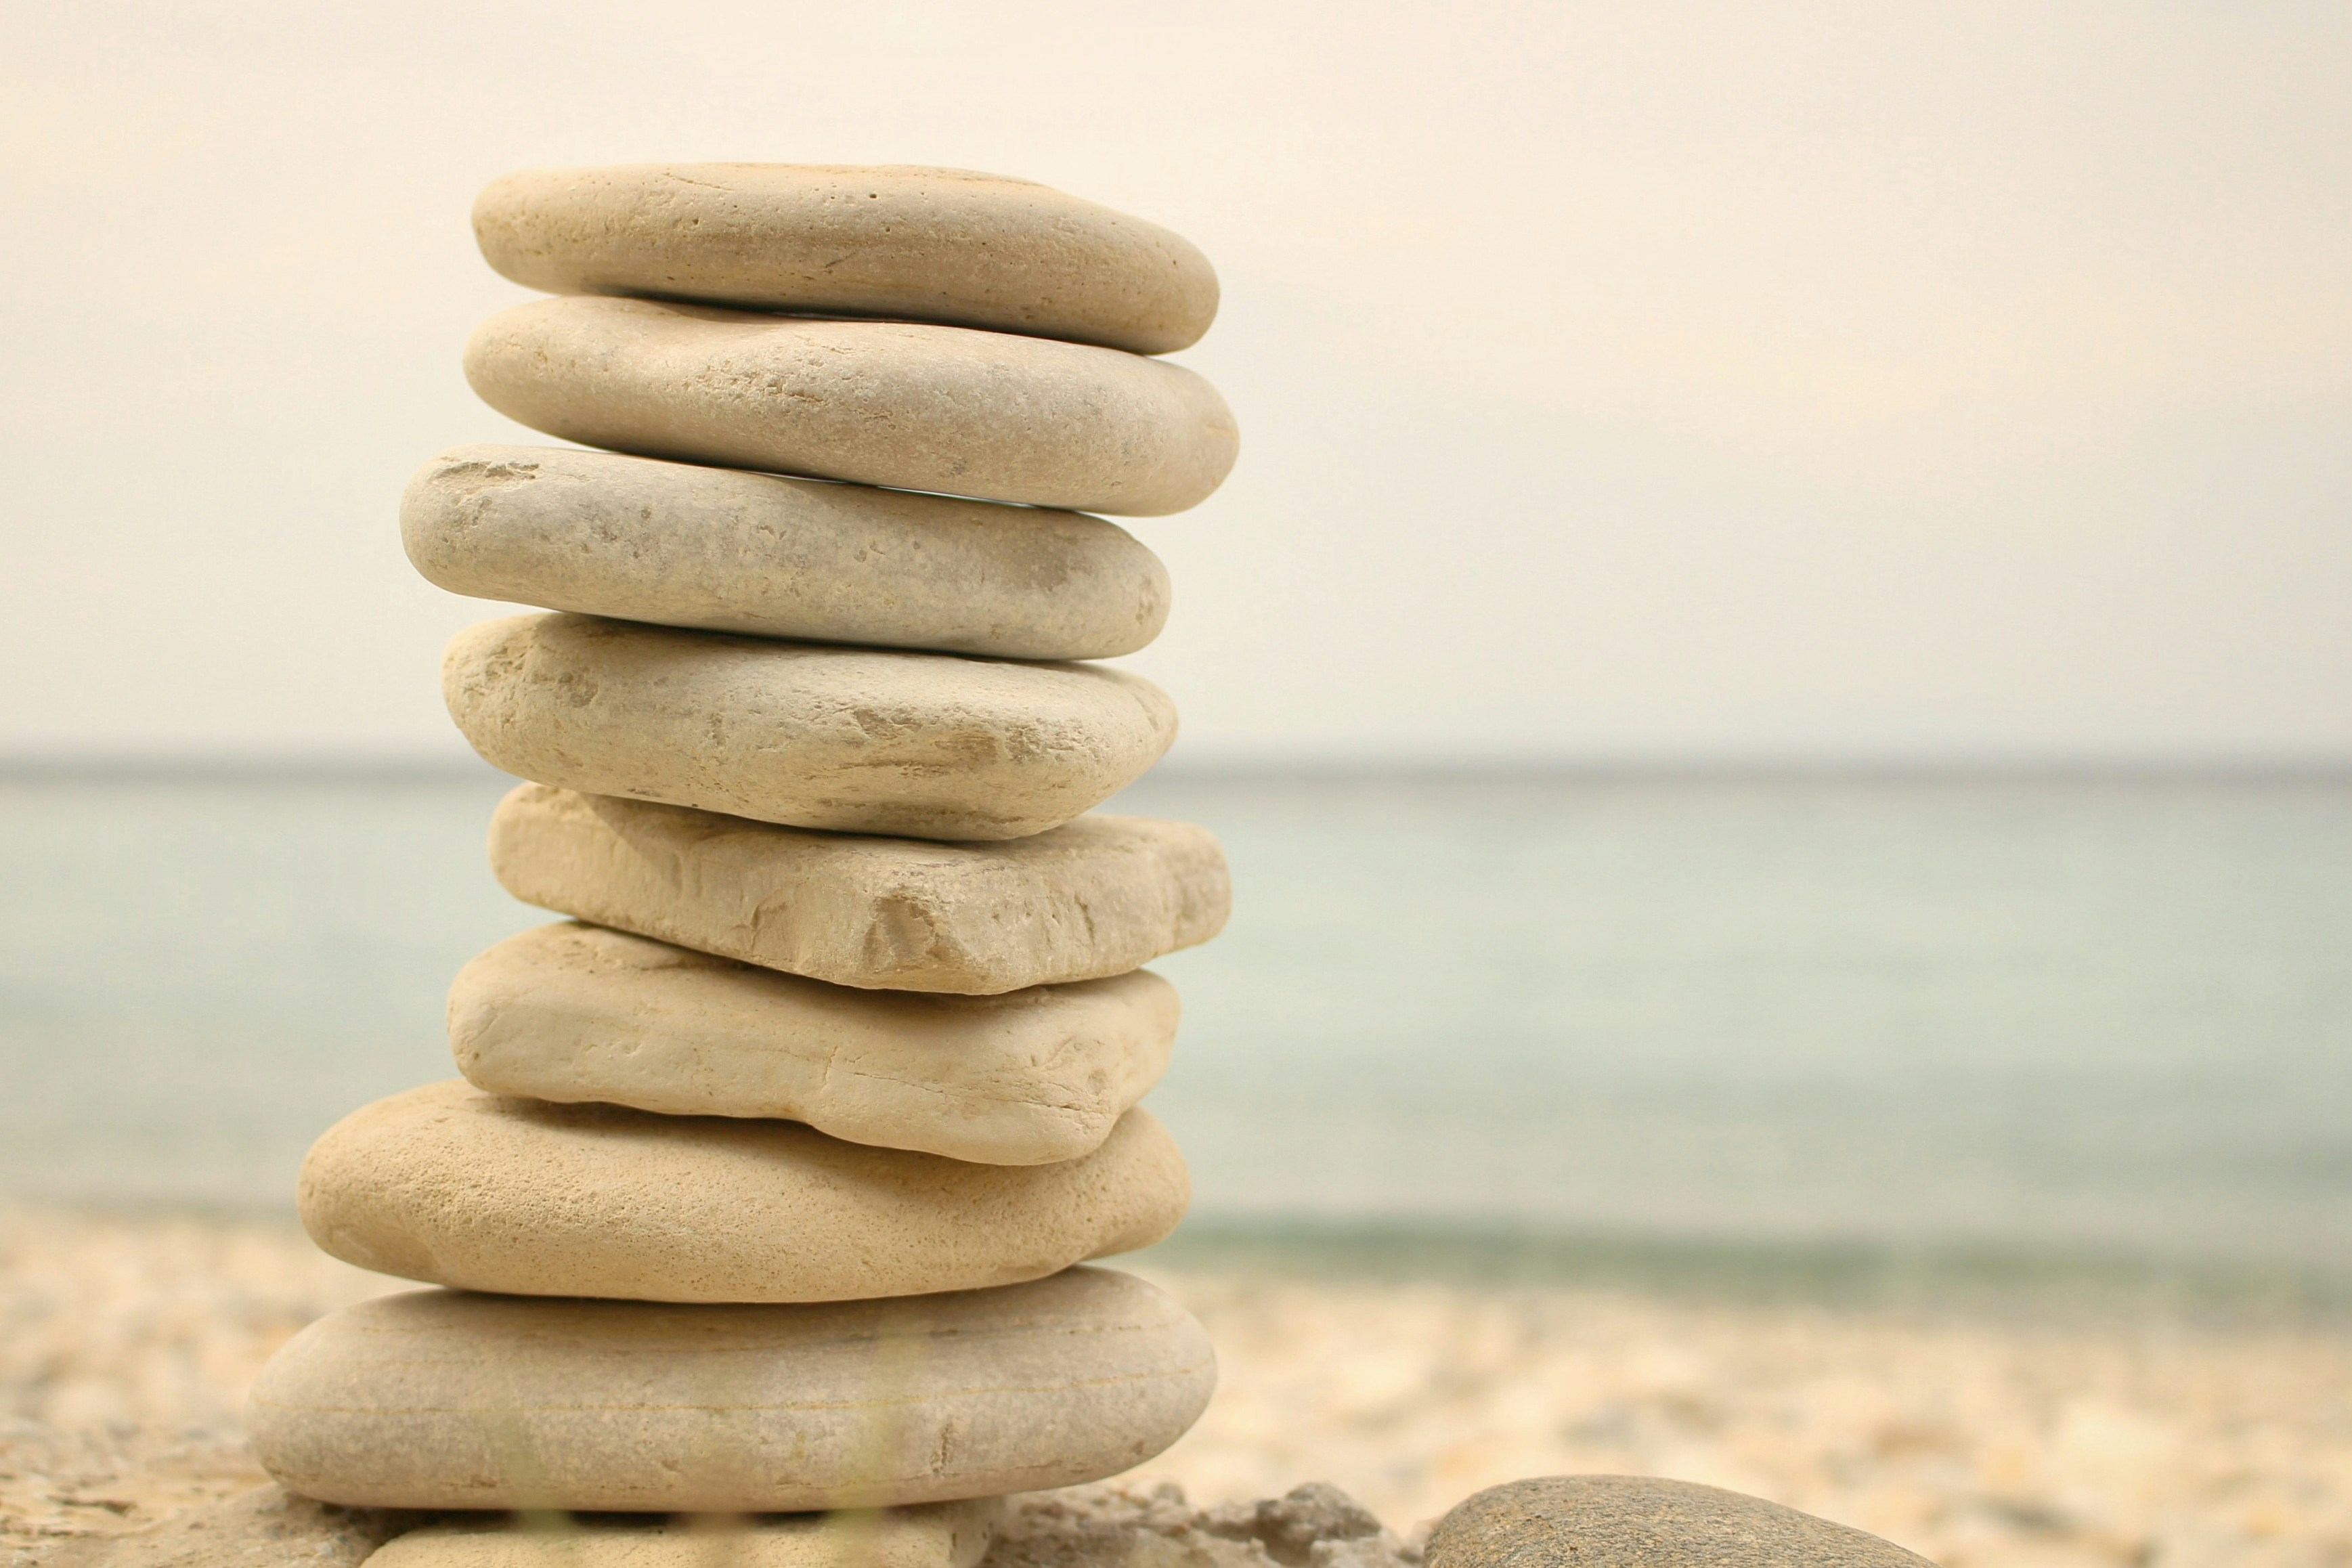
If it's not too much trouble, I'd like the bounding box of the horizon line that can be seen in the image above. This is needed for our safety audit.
[3,749,2349,785]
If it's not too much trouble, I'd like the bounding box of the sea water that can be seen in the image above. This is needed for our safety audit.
[2,768,2347,1277]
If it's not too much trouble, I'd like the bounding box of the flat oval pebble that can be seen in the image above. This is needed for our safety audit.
[1426,1477,1938,1568]
[297,1081,1189,1302]
[464,297,1238,516]
[489,785,1231,995]
[443,614,1176,842]
[370,1498,1003,1568]
[451,923,1179,1165]
[404,445,1170,661]
[248,1268,1215,1511]
[473,164,1218,355]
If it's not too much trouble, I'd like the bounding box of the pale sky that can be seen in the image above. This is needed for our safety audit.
[5,1,2349,764]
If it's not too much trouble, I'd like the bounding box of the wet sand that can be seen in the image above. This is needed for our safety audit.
[4,1209,2349,1567]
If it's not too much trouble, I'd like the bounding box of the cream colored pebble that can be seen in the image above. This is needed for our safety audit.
[247,1269,1215,1511]
[488,785,1230,995]
[402,445,1171,661]
[450,923,1178,1165]
[463,297,1238,516]
[297,1081,1190,1302]
[369,1498,1004,1568]
[443,614,1177,842]
[473,162,1218,355]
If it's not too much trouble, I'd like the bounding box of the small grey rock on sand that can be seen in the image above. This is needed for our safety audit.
[1425,1477,1935,1568]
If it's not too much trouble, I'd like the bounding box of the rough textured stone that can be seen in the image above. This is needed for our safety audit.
[450,923,1177,1165]
[443,614,1175,842]
[370,1498,1003,1568]
[464,297,1237,516]
[296,1081,1188,1303]
[488,785,1230,995]
[401,445,1170,661]
[1424,1477,1936,1568]
[245,1271,1216,1512]
[472,164,1218,355]
[24,1483,435,1568]
[984,1482,1414,1568]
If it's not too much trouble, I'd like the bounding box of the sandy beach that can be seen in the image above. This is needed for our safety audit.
[4,1208,2349,1568]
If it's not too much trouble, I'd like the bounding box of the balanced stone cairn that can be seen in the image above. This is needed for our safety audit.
[246,165,1240,1566]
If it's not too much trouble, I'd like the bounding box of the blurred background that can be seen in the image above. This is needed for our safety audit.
[3,3,2351,1556]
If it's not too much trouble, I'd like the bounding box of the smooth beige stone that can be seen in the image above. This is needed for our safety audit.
[443,614,1176,842]
[450,923,1178,1165]
[371,1498,1003,1568]
[403,445,1170,661]
[464,297,1238,516]
[488,785,1231,995]
[297,1081,1189,1302]
[473,164,1218,355]
[247,1269,1215,1511]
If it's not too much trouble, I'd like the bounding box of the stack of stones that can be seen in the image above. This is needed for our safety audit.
[246,165,1240,1566]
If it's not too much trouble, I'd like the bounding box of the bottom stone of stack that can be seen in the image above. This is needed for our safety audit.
[246,1268,1215,1512]
[370,1497,1003,1568]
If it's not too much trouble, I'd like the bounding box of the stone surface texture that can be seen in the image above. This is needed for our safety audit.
[1424,1477,1936,1568]
[488,786,1230,995]
[983,1482,1417,1568]
[444,615,1176,842]
[369,1498,1003,1568]
[12,1481,1418,1568]
[296,1081,1189,1303]
[244,1272,1217,1512]
[450,923,1177,1164]
[473,165,1218,355]
[464,297,1237,515]
[402,446,1170,661]
[21,1483,435,1568]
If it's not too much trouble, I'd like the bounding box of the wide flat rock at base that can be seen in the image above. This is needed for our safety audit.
[450,924,1178,1165]
[245,1273,1216,1512]
[402,446,1170,661]
[297,1081,1188,1302]
[28,1482,1410,1568]
[445,615,1176,842]
[1425,1477,1937,1568]
[472,164,1219,355]
[464,297,1237,516]
[370,1498,1001,1568]
[488,785,1230,995]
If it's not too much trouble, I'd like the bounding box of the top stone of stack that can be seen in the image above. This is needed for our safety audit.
[473,164,1219,355]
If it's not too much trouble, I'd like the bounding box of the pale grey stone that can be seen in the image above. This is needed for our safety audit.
[246,1271,1216,1512]
[450,923,1177,1165]
[296,1081,1189,1303]
[443,614,1176,842]
[402,445,1169,661]
[473,164,1218,355]
[487,786,1230,995]
[463,297,1237,516]
[368,1498,1003,1568]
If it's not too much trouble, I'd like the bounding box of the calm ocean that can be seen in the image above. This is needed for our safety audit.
[3,767,2348,1285]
